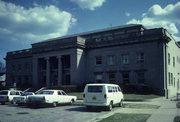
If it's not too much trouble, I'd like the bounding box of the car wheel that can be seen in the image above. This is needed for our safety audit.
[70,99,75,105]
[119,100,123,107]
[107,102,113,111]
[1,102,5,105]
[52,102,57,107]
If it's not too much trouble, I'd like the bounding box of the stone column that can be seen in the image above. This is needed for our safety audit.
[32,57,38,88]
[57,56,62,85]
[45,57,50,87]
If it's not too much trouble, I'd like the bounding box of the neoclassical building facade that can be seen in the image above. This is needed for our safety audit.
[5,24,180,98]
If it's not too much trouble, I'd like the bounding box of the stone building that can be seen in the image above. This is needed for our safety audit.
[5,24,180,98]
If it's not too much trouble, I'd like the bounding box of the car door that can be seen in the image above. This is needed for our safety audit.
[61,91,69,103]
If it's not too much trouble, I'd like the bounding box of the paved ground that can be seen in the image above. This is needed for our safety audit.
[89,97,180,122]
[0,98,179,122]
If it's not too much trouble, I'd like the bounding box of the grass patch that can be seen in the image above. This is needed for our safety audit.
[98,113,151,122]
[174,116,180,122]
[68,92,83,100]
[124,94,161,101]
[68,92,161,100]
[176,102,180,108]
[123,103,160,109]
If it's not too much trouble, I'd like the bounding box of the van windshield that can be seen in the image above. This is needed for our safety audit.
[88,86,103,93]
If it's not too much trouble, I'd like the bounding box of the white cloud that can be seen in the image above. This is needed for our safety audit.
[70,0,106,10]
[127,2,180,40]
[0,0,76,44]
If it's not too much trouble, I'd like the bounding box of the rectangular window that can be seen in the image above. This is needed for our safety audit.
[88,86,103,93]
[168,72,171,85]
[122,72,129,84]
[173,57,175,67]
[137,72,145,84]
[95,73,103,83]
[121,54,129,64]
[168,53,170,65]
[171,73,173,85]
[108,55,115,65]
[136,52,144,63]
[95,56,102,65]
[109,72,116,83]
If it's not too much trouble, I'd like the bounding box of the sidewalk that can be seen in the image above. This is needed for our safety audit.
[88,97,179,122]
[147,97,179,122]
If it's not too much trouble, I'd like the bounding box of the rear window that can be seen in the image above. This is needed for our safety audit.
[0,91,8,95]
[88,86,103,93]
[37,91,54,95]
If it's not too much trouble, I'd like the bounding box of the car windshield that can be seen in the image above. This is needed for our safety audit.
[21,92,33,96]
[0,91,8,95]
[88,86,103,93]
[37,91,54,95]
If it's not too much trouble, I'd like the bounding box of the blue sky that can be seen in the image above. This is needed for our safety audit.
[0,0,180,63]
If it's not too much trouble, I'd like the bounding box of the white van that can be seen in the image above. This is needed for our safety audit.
[83,83,124,111]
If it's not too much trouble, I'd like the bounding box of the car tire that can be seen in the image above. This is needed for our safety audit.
[70,99,75,105]
[118,100,123,107]
[1,102,5,105]
[107,102,113,111]
[52,102,57,107]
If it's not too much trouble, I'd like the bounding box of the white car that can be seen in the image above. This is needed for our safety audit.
[13,92,35,105]
[27,90,77,107]
[0,90,23,105]
[83,83,124,111]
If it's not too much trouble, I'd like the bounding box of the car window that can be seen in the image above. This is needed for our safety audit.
[61,91,67,95]
[10,91,16,95]
[115,87,118,92]
[112,87,116,92]
[58,91,62,95]
[16,92,20,95]
[0,91,8,95]
[37,91,54,95]
[117,87,121,92]
[88,86,103,93]
[108,86,113,93]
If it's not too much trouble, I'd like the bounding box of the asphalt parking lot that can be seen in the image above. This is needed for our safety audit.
[0,104,114,122]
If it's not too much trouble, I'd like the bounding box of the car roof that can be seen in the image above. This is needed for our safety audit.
[86,83,119,86]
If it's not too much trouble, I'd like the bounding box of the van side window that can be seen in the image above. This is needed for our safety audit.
[115,87,118,92]
[108,86,113,93]
[117,87,121,92]
[112,87,116,92]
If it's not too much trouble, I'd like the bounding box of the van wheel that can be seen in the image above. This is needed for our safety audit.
[119,100,123,107]
[107,102,113,111]
[52,102,57,107]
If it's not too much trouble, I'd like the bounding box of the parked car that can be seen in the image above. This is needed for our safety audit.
[0,90,23,105]
[12,92,35,105]
[83,83,124,111]
[27,90,77,107]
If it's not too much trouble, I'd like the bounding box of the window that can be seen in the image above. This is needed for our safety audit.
[173,57,175,67]
[121,54,129,64]
[168,72,171,85]
[95,73,103,83]
[122,72,129,84]
[95,56,102,65]
[168,53,170,65]
[171,73,173,85]
[137,72,145,84]
[136,52,144,63]
[108,55,116,65]
[88,86,103,93]
[109,72,116,83]
[108,86,113,93]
